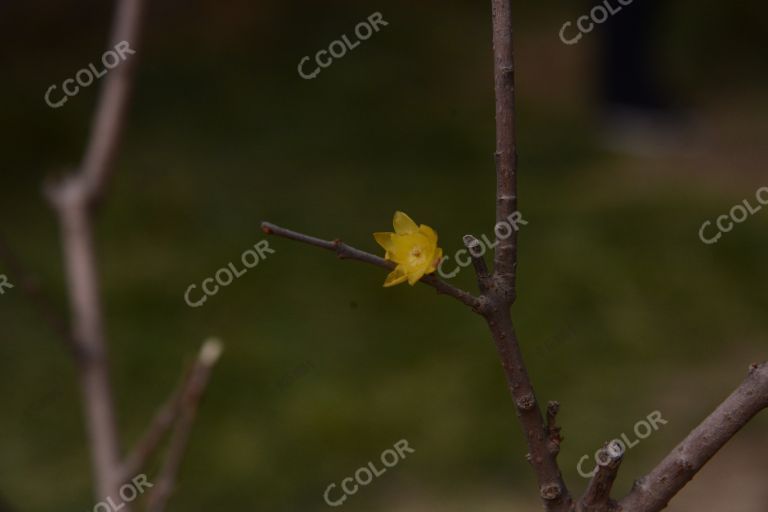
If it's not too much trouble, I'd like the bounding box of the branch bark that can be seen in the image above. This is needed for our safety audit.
[43,0,145,503]
[145,340,223,512]
[484,1,572,510]
[462,235,491,293]
[579,441,623,512]
[120,340,223,483]
[80,0,145,204]
[50,196,124,502]
[490,0,519,301]
[482,307,572,511]
[618,362,768,512]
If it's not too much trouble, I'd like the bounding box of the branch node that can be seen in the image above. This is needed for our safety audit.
[546,401,562,453]
[516,392,536,411]
[540,482,563,501]
[580,441,624,512]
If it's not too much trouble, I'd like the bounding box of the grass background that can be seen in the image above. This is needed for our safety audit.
[1,0,767,510]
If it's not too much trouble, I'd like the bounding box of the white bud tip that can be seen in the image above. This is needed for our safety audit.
[199,338,223,365]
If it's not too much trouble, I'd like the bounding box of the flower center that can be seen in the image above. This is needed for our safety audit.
[411,247,422,258]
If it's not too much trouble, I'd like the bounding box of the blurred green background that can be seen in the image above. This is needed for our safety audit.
[1,0,767,510]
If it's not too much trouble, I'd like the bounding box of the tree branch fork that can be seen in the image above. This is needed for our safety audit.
[0,0,224,510]
[260,207,768,512]
[258,2,768,509]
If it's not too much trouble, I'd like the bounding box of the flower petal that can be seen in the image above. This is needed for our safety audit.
[373,232,395,252]
[383,266,408,287]
[428,247,443,274]
[418,224,438,245]
[407,267,427,285]
[393,211,418,235]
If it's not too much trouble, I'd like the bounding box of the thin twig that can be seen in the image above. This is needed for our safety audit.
[42,0,145,503]
[618,362,768,512]
[490,0,519,301]
[80,0,145,204]
[462,235,491,292]
[120,342,217,482]
[579,441,623,512]
[145,340,223,512]
[261,222,482,311]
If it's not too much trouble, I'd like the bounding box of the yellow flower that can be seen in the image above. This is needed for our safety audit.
[373,211,443,287]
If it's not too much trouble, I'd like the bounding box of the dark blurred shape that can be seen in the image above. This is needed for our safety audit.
[0,493,15,512]
[600,0,668,112]
[598,0,688,155]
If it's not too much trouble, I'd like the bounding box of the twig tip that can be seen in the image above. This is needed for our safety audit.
[199,338,223,366]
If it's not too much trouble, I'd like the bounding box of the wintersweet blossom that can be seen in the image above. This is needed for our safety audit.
[373,211,443,287]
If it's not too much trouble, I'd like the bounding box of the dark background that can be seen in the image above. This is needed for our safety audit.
[1,0,767,510]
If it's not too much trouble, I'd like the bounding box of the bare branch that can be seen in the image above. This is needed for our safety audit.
[462,235,491,292]
[490,0,519,300]
[80,0,145,203]
[619,362,768,512]
[579,441,624,512]
[261,221,483,311]
[42,0,145,502]
[484,2,571,510]
[145,339,223,512]
[485,308,572,511]
[52,187,124,502]
[120,339,222,482]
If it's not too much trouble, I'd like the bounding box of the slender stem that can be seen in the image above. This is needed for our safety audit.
[261,222,483,311]
[120,340,221,482]
[618,362,768,512]
[484,307,572,511]
[145,340,222,512]
[490,0,519,299]
[43,0,145,503]
[81,0,145,203]
[463,235,491,292]
[487,2,570,509]
[579,441,623,512]
[55,200,122,501]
